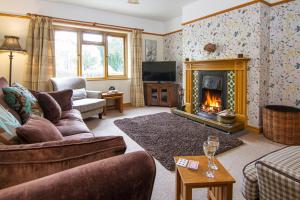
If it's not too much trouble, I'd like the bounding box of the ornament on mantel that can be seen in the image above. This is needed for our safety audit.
[204,43,217,53]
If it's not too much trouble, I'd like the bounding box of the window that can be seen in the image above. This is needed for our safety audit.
[54,27,128,80]
[55,30,78,77]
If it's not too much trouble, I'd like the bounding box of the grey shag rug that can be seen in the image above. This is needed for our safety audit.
[114,112,243,171]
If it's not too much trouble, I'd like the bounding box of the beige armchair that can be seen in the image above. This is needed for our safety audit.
[49,77,106,119]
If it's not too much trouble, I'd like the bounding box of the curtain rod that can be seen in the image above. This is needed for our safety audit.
[26,13,144,32]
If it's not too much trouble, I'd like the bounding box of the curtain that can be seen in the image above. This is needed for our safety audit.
[24,16,55,91]
[130,30,145,107]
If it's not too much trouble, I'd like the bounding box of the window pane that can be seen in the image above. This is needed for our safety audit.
[82,45,105,78]
[55,31,78,77]
[107,36,125,76]
[83,33,103,43]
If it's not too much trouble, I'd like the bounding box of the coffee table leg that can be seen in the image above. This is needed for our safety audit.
[208,184,233,200]
[226,184,233,200]
[176,169,181,200]
[183,185,192,200]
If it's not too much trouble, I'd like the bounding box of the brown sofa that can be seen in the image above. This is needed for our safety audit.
[0,77,156,200]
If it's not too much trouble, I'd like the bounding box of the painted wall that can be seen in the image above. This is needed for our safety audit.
[0,0,165,34]
[0,16,164,104]
[269,0,300,107]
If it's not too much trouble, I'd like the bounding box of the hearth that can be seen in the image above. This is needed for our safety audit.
[198,71,227,119]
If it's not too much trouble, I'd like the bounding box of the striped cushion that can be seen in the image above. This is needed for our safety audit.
[242,146,300,200]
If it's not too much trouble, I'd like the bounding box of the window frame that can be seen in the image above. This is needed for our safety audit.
[54,26,128,80]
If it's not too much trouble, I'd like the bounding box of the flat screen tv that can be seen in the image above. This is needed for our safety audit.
[142,61,176,82]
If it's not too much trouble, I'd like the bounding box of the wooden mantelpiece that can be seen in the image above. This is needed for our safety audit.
[185,58,250,124]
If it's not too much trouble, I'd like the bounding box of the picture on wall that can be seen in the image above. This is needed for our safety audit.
[145,39,157,61]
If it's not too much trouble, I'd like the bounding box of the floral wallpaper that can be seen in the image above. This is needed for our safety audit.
[163,1,299,128]
[269,0,300,107]
[163,32,183,85]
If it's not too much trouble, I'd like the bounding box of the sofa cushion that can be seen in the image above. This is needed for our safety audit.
[16,115,63,144]
[0,105,21,145]
[61,109,83,121]
[0,77,21,123]
[2,83,43,124]
[73,98,106,113]
[64,133,94,140]
[0,136,126,189]
[72,88,87,101]
[48,90,73,111]
[55,118,90,136]
[37,92,62,123]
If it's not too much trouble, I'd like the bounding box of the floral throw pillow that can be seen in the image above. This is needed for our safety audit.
[2,83,43,124]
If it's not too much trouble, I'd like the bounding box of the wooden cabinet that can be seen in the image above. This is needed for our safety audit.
[144,83,178,107]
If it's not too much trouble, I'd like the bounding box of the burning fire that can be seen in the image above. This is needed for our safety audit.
[201,90,221,113]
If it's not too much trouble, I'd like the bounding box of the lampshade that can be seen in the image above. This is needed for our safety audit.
[0,36,26,52]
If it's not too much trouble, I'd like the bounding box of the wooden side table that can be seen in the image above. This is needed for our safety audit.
[174,156,235,200]
[101,92,124,115]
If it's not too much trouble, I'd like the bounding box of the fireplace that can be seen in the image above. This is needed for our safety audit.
[198,71,227,119]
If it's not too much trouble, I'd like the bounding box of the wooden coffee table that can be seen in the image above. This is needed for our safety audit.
[101,92,124,115]
[174,156,235,200]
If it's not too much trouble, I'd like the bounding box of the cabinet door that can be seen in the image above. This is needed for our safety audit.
[160,88,170,106]
[150,88,159,105]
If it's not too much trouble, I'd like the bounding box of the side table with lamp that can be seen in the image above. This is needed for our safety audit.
[0,36,26,86]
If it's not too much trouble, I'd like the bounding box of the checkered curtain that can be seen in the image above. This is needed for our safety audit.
[24,16,55,91]
[130,30,145,107]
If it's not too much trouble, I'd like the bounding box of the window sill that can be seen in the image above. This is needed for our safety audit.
[86,77,129,81]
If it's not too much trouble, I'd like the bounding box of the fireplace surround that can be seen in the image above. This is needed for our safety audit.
[185,58,249,125]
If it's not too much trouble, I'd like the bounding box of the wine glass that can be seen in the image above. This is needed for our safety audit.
[208,136,219,170]
[203,141,216,178]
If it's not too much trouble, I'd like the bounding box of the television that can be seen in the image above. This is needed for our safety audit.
[142,61,176,82]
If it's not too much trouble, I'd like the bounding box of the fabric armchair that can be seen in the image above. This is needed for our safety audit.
[49,77,106,119]
[0,151,156,200]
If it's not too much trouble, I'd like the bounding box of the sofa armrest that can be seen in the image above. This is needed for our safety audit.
[0,151,156,200]
[86,90,102,99]
[0,136,126,189]
[256,160,300,200]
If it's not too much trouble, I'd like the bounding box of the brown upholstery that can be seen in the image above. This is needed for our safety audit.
[0,136,126,189]
[37,92,62,123]
[47,90,73,111]
[0,151,155,200]
[55,117,91,136]
[16,115,63,143]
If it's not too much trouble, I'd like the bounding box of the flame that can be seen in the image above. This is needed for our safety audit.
[204,90,221,108]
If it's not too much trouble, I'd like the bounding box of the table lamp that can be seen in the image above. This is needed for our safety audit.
[0,36,26,86]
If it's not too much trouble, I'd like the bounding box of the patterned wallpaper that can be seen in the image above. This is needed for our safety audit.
[163,31,183,85]
[163,1,299,128]
[269,0,300,107]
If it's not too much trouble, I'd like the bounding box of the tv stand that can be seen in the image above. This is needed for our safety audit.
[144,83,178,107]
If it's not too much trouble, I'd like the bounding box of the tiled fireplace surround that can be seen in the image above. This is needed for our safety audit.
[185,58,249,124]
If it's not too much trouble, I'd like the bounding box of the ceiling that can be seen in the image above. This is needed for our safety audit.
[46,0,197,21]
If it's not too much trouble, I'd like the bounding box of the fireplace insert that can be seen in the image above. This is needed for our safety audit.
[198,71,227,119]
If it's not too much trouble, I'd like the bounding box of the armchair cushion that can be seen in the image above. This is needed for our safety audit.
[0,136,126,189]
[72,88,87,100]
[86,90,102,99]
[0,151,155,200]
[73,98,106,113]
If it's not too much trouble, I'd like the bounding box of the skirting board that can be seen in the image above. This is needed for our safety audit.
[245,125,263,134]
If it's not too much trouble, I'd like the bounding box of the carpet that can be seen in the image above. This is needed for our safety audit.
[114,112,243,171]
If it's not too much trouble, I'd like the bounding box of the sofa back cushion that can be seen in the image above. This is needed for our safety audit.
[16,115,63,144]
[72,88,87,101]
[37,92,62,123]
[2,83,43,124]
